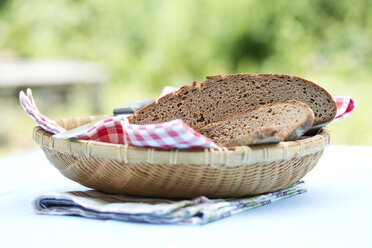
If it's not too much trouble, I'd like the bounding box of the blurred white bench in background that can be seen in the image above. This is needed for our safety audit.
[0,59,109,113]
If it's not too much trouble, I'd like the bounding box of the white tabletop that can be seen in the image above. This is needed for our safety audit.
[0,145,371,248]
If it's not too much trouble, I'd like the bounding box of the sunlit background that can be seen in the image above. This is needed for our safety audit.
[0,0,371,157]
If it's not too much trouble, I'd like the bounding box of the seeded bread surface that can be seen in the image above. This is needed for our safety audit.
[196,100,314,147]
[129,74,336,128]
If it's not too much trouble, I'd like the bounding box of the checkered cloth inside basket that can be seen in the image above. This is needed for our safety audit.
[20,88,355,149]
[333,96,355,122]
[20,89,217,149]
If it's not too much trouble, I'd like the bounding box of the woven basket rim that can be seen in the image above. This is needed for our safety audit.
[33,116,330,166]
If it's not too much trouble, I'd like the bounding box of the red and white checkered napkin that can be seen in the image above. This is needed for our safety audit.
[19,89,217,149]
[20,88,355,149]
[333,96,355,123]
[76,117,216,149]
[19,89,66,134]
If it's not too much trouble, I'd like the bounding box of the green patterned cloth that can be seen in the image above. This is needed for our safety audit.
[32,181,306,224]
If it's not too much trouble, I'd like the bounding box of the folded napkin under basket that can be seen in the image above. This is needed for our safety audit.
[33,116,330,198]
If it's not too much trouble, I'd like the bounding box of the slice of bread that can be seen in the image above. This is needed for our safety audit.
[196,100,314,147]
[129,74,336,128]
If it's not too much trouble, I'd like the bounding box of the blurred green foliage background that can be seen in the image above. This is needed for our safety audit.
[0,0,371,157]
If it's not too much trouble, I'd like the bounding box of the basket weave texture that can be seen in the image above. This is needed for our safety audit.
[33,116,330,198]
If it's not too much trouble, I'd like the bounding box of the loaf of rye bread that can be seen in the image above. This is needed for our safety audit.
[129,74,336,128]
[196,100,314,147]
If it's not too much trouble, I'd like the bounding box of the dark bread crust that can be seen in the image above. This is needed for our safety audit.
[129,73,336,127]
[196,100,314,146]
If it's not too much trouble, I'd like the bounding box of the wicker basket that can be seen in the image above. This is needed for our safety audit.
[33,116,330,198]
